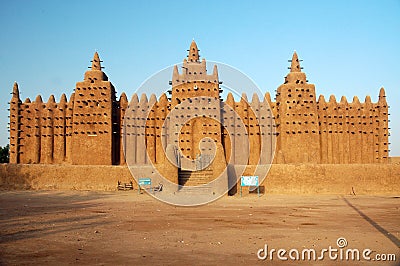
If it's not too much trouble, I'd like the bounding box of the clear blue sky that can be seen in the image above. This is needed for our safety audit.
[0,0,399,156]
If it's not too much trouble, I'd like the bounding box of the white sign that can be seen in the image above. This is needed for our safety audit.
[241,176,259,186]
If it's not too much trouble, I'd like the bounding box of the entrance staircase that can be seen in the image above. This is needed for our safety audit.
[178,169,213,186]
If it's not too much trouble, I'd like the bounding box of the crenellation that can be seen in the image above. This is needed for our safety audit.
[146,94,157,164]
[233,96,250,164]
[124,93,139,165]
[249,93,261,165]
[20,98,35,164]
[39,95,55,164]
[154,94,166,164]
[53,94,67,164]
[328,95,339,164]
[352,96,363,163]
[339,96,350,163]
[136,93,148,164]
[18,100,28,163]
[336,96,344,163]
[119,92,128,165]
[317,95,327,163]
[223,93,235,163]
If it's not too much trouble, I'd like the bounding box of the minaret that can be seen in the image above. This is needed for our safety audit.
[84,52,108,83]
[12,82,20,98]
[284,51,307,84]
[91,52,102,70]
[290,51,301,72]
[377,87,389,163]
[187,40,200,62]
[276,51,320,163]
[167,40,226,185]
[72,52,118,165]
[9,82,21,163]
[171,40,220,103]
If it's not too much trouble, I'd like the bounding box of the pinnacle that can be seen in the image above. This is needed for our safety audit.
[12,82,19,97]
[290,51,301,72]
[91,52,102,71]
[60,93,67,103]
[48,94,56,103]
[379,87,386,98]
[188,40,200,62]
[120,92,128,103]
[378,87,387,103]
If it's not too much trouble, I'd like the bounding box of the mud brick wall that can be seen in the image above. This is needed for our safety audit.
[0,164,398,194]
[9,42,390,167]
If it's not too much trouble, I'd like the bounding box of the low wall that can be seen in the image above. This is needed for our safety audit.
[0,163,399,195]
[0,164,133,191]
[259,164,400,195]
[389,156,400,164]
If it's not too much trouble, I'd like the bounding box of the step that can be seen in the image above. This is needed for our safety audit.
[179,169,214,186]
[176,185,215,195]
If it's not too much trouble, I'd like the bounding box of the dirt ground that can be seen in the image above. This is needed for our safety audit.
[0,191,398,265]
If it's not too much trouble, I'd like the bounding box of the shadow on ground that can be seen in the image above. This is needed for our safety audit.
[0,190,113,244]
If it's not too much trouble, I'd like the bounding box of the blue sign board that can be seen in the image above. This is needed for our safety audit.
[138,178,151,186]
[138,178,151,194]
[241,176,259,186]
[240,176,261,197]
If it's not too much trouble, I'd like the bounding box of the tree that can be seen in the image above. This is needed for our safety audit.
[0,144,10,163]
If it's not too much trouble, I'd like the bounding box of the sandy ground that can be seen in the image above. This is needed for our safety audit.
[0,191,399,265]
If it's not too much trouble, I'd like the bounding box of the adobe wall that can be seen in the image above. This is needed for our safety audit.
[1,163,398,195]
[10,46,389,167]
[259,164,399,195]
[389,156,400,164]
[0,164,133,191]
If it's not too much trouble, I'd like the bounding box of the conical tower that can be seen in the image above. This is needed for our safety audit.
[187,40,200,62]
[276,51,320,163]
[168,40,227,187]
[9,82,21,163]
[72,52,119,165]
[171,40,220,104]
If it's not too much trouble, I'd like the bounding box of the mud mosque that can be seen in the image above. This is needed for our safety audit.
[9,41,390,188]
